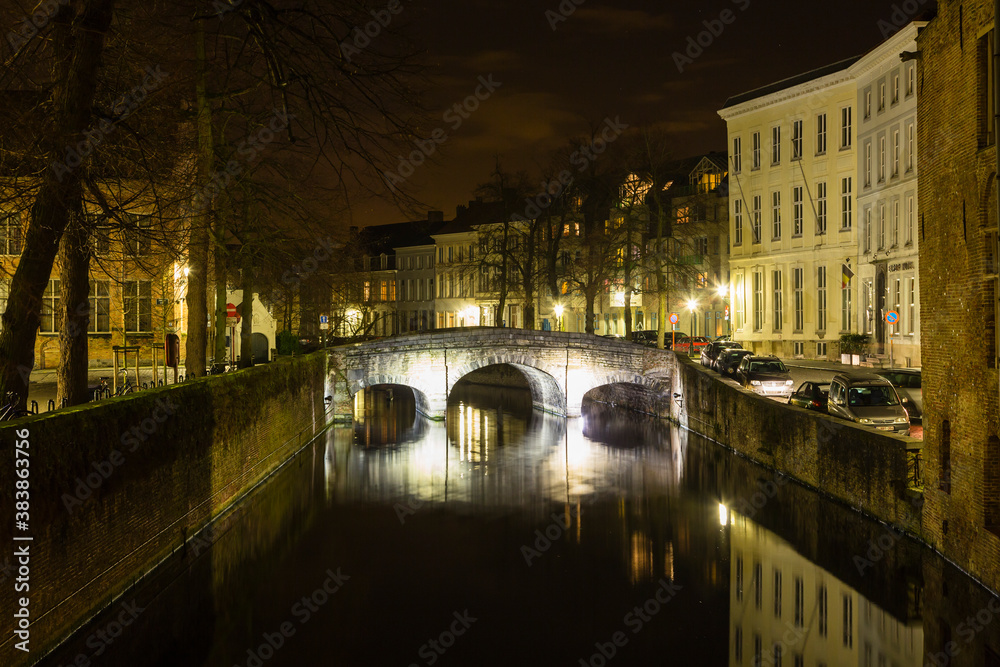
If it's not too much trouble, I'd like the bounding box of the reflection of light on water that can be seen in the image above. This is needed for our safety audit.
[665,542,674,580]
[719,503,729,526]
[630,531,654,584]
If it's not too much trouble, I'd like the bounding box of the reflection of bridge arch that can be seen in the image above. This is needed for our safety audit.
[328,329,673,421]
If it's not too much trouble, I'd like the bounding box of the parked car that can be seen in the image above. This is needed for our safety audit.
[674,335,711,355]
[718,349,753,378]
[629,329,659,347]
[735,355,794,399]
[787,381,831,413]
[701,341,743,369]
[826,373,910,436]
[873,368,922,421]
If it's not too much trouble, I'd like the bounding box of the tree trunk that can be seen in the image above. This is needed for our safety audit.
[624,288,633,337]
[239,254,254,369]
[58,212,91,406]
[187,18,214,379]
[584,284,599,334]
[657,272,667,350]
[213,225,228,365]
[0,0,115,406]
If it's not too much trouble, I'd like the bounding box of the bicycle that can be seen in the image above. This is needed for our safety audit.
[114,373,135,397]
[0,391,35,421]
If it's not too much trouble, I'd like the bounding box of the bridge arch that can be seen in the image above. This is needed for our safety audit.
[450,359,567,416]
[349,374,435,418]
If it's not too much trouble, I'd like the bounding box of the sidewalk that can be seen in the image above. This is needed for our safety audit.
[784,358,920,374]
[24,366,184,412]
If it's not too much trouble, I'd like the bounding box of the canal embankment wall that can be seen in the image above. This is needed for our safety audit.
[0,352,329,666]
[670,354,923,533]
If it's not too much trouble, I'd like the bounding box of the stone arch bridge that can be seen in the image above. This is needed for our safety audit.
[326,329,673,421]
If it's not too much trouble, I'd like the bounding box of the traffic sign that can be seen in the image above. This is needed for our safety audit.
[226,317,239,326]
[226,302,241,322]
[669,313,679,325]
[885,310,899,325]
[320,315,328,324]
[320,322,330,330]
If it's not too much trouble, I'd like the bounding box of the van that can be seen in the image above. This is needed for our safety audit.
[826,373,910,436]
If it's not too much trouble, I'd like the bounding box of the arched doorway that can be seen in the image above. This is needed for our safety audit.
[252,332,269,363]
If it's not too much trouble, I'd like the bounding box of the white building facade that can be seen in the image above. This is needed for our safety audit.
[720,58,861,359]
[852,23,926,368]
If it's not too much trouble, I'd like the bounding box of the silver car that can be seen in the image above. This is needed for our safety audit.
[873,369,922,422]
[827,373,910,436]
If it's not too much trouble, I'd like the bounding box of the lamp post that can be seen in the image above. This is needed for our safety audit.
[686,298,697,338]
[554,304,564,332]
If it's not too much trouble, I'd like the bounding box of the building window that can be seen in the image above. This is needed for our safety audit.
[879,135,886,182]
[817,266,827,331]
[771,191,781,240]
[124,214,151,257]
[794,577,804,627]
[754,634,762,667]
[907,276,917,335]
[864,141,872,187]
[864,207,872,253]
[773,270,783,332]
[841,106,852,148]
[982,30,996,146]
[754,561,763,608]
[733,137,742,173]
[735,274,745,331]
[735,555,743,601]
[841,178,852,229]
[907,122,915,172]
[123,280,152,333]
[892,200,900,246]
[734,199,743,245]
[818,585,828,637]
[816,113,827,154]
[816,182,827,234]
[863,279,874,335]
[752,195,762,243]
[941,420,952,492]
[843,595,854,648]
[893,129,900,177]
[88,281,111,333]
[734,626,743,663]
[773,644,782,667]
[753,272,764,332]
[791,186,803,236]
[794,267,804,332]
[40,279,60,333]
[907,64,915,96]
[842,272,852,332]
[864,89,872,119]
[792,120,803,159]
[878,203,886,250]
[752,131,761,169]
[0,213,22,256]
[772,125,781,165]
[774,570,783,619]
[879,81,886,111]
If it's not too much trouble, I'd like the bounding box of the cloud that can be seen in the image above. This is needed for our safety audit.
[572,6,673,34]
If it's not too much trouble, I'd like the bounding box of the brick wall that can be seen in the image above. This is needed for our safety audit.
[0,352,328,665]
[917,0,1000,595]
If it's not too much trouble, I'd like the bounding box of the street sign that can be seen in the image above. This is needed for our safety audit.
[226,302,241,322]
[885,310,899,325]
[669,313,679,325]
[226,317,239,326]
[320,322,330,330]
[320,315,328,324]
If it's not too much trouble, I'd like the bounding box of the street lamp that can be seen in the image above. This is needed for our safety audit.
[687,298,697,337]
[716,284,730,336]
[554,304,564,331]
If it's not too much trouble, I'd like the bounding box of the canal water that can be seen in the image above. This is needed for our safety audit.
[39,379,1000,666]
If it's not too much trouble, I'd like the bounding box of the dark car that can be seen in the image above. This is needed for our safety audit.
[788,381,831,412]
[629,329,659,347]
[873,368,922,421]
[718,349,753,378]
[735,355,794,399]
[701,341,743,369]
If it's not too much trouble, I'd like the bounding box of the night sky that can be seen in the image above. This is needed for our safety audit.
[352,0,924,227]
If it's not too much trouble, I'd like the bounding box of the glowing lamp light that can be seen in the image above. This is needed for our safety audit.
[554,304,564,317]
[717,284,728,298]
[686,299,698,312]
[718,503,728,526]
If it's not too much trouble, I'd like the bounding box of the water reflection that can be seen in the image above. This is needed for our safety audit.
[726,508,923,666]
